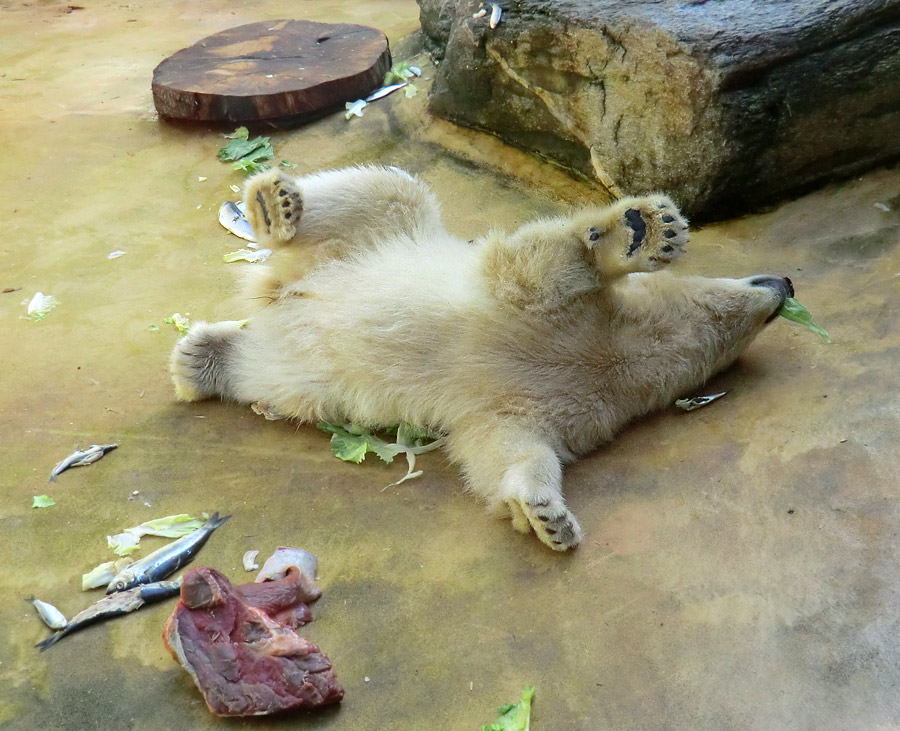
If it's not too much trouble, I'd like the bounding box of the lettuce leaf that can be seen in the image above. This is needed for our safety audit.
[107,532,141,556]
[23,292,60,322]
[124,513,205,539]
[218,127,274,175]
[383,62,420,86]
[82,558,132,590]
[779,297,831,343]
[316,422,445,486]
[164,312,191,335]
[482,686,535,731]
[317,423,403,464]
[107,514,206,556]
[32,495,55,508]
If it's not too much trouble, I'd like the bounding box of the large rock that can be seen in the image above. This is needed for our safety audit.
[419,0,900,219]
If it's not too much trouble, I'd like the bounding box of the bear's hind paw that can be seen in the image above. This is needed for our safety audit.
[243,169,304,244]
[508,496,583,551]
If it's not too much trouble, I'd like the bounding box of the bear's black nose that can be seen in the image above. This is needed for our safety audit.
[750,276,794,299]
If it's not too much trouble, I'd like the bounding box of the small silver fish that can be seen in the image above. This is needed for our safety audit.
[217,200,256,242]
[106,512,229,594]
[365,82,407,102]
[36,579,181,651]
[27,597,68,630]
[489,3,502,28]
[675,392,727,412]
[49,444,117,482]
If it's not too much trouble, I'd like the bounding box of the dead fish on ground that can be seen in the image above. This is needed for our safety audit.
[27,597,68,630]
[675,392,727,412]
[489,3,502,28]
[365,82,407,102]
[106,512,230,594]
[36,579,182,651]
[50,443,118,482]
[218,200,256,243]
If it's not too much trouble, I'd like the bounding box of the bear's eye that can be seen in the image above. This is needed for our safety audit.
[588,229,600,242]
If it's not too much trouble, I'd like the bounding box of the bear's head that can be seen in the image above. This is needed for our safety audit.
[605,272,794,406]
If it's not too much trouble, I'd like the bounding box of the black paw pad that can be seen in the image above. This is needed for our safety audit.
[664,229,677,238]
[662,214,675,223]
[623,208,646,256]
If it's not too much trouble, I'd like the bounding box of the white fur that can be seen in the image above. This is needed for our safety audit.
[171,166,787,550]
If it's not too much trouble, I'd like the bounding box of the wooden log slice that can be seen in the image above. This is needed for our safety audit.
[152,19,391,125]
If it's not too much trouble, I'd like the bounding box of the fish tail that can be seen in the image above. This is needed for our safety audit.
[48,474,57,482]
[206,512,231,530]
[35,633,63,652]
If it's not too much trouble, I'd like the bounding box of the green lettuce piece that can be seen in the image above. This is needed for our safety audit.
[164,312,191,335]
[384,62,417,86]
[81,558,132,591]
[218,127,274,175]
[24,292,60,322]
[106,513,207,556]
[482,686,535,731]
[32,495,55,508]
[223,248,271,264]
[317,423,403,464]
[124,513,205,539]
[107,532,141,556]
[779,297,831,343]
[318,422,446,487]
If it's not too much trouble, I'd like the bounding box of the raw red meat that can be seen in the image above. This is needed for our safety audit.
[163,566,343,716]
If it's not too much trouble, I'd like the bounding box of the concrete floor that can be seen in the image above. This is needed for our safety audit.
[2,1,900,729]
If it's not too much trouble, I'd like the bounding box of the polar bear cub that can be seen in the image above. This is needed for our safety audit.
[171,166,793,551]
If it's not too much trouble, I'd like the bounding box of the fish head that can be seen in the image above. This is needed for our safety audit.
[106,572,136,594]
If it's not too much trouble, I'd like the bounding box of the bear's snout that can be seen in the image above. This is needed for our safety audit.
[750,275,794,299]
[748,276,794,322]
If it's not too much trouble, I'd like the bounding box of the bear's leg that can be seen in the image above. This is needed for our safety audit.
[448,423,583,550]
[243,165,444,248]
[482,194,689,310]
[169,321,246,403]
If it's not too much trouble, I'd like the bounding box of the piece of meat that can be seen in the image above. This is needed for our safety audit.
[163,567,343,716]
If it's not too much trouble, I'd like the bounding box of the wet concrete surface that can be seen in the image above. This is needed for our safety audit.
[2,1,900,729]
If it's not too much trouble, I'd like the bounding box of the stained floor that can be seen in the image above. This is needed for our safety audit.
[2,2,900,730]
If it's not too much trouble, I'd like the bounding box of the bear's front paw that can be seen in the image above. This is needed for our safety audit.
[508,496,583,551]
[243,169,304,244]
[620,195,688,270]
[609,195,689,272]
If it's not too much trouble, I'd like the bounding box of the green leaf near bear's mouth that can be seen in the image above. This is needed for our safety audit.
[779,297,831,343]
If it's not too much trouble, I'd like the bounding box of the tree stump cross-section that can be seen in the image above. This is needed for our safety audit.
[152,19,391,125]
